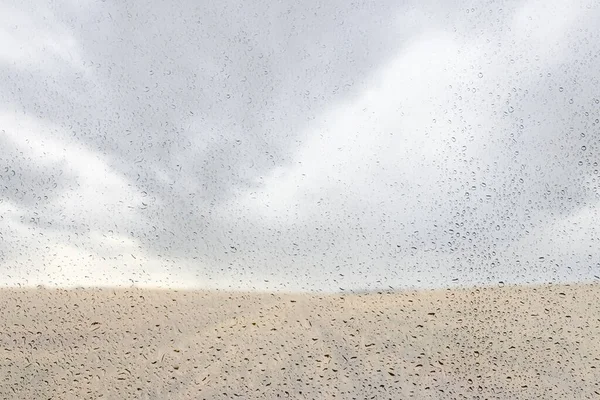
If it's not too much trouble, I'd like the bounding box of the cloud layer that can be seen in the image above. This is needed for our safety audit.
[1,0,599,291]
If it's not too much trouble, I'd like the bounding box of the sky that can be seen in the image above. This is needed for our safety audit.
[0,0,599,291]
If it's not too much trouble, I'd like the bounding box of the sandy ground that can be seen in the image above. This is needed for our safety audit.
[1,284,599,399]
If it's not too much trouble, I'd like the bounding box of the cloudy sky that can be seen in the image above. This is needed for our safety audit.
[1,0,599,291]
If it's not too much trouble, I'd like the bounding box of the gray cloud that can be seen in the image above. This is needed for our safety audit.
[0,0,599,290]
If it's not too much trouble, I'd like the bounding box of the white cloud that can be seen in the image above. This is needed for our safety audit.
[1,0,598,291]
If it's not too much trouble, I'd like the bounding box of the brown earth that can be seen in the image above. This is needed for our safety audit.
[1,283,599,399]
